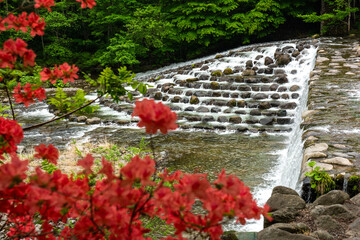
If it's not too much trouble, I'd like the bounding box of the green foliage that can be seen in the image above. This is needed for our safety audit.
[87,66,148,102]
[41,159,58,174]
[0,103,11,118]
[298,0,358,34]
[124,137,150,161]
[48,88,99,114]
[305,161,335,196]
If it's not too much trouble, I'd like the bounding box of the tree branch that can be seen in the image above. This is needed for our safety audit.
[23,95,102,131]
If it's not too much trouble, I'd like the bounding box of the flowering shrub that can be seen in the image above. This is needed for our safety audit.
[0,99,271,239]
[0,1,271,239]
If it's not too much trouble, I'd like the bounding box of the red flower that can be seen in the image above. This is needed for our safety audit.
[13,83,46,107]
[120,155,155,185]
[59,63,79,83]
[0,153,28,190]
[0,118,23,159]
[34,144,59,165]
[40,65,63,83]
[34,0,55,11]
[27,13,46,37]
[132,99,178,134]
[77,154,94,175]
[76,0,96,9]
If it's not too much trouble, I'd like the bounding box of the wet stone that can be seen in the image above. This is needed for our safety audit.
[277,118,291,124]
[265,68,274,74]
[291,69,298,74]
[185,91,193,96]
[213,100,227,106]
[162,96,169,101]
[198,74,209,80]
[274,69,286,75]
[235,110,246,114]
[271,93,281,99]
[246,119,259,124]
[218,116,228,122]
[212,92,222,97]
[186,115,202,121]
[290,85,300,92]
[230,85,238,91]
[241,92,251,98]
[222,92,230,98]
[261,77,272,83]
[259,102,272,109]
[265,56,274,65]
[190,96,199,104]
[253,93,268,100]
[182,98,189,104]
[270,84,279,91]
[247,102,259,108]
[202,116,215,122]
[252,86,260,91]
[196,106,209,113]
[171,96,182,103]
[258,68,265,74]
[281,94,290,99]
[185,106,194,111]
[260,118,274,125]
[220,84,230,90]
[275,74,289,84]
[170,106,181,111]
[237,100,246,107]
[202,99,213,105]
[227,99,237,107]
[229,116,242,124]
[245,78,260,84]
[246,60,253,68]
[281,103,296,114]
[238,86,251,91]
[250,109,262,116]
[277,86,287,92]
[230,93,239,98]
[154,92,162,100]
[242,69,256,76]
[271,102,281,108]
[261,86,270,91]
[292,93,300,99]
[211,107,221,113]
[224,108,232,113]
[200,65,209,71]
[277,110,287,116]
[255,55,263,60]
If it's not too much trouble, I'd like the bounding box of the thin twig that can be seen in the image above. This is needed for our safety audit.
[23,96,102,131]
[4,84,16,121]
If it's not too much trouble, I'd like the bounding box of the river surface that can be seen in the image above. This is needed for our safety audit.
[15,38,318,231]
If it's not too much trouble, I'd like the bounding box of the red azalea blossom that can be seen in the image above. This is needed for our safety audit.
[40,65,63,83]
[77,154,94,175]
[59,63,79,83]
[34,144,59,164]
[120,155,155,185]
[13,83,46,107]
[27,13,46,37]
[34,0,55,11]
[76,0,96,9]
[132,99,178,134]
[0,118,23,159]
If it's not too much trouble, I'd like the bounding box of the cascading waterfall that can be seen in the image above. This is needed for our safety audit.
[17,39,318,232]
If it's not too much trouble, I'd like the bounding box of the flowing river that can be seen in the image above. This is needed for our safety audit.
[15,38,318,231]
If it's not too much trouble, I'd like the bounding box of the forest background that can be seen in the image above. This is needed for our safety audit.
[1,0,359,74]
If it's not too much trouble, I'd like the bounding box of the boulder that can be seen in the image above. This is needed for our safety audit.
[277,54,292,66]
[186,77,199,82]
[185,107,194,112]
[290,85,300,92]
[253,93,268,100]
[229,116,242,124]
[245,60,253,68]
[265,56,274,65]
[271,93,280,99]
[211,107,221,113]
[310,204,356,221]
[223,68,233,75]
[310,230,335,240]
[267,223,309,234]
[86,117,101,124]
[242,69,256,76]
[303,152,327,162]
[272,186,299,196]
[265,68,274,74]
[185,115,202,122]
[266,193,306,211]
[275,75,289,84]
[190,96,199,105]
[320,157,353,166]
[315,215,343,232]
[258,228,316,240]
[270,83,279,91]
[154,92,162,100]
[237,100,246,108]
[218,116,228,123]
[210,81,220,90]
[227,99,237,107]
[351,193,360,206]
[259,102,271,110]
[279,102,297,109]
[260,118,274,125]
[305,143,328,154]
[196,107,209,113]
[77,116,87,122]
[348,217,360,236]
